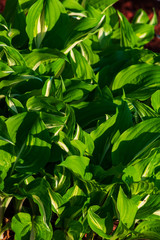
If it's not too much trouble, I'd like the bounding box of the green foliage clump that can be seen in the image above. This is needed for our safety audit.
[0,0,160,239]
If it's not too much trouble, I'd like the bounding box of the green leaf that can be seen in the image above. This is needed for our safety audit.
[6,96,24,114]
[67,221,83,240]
[59,155,90,179]
[48,188,64,214]
[70,48,96,80]
[6,112,51,173]
[25,178,52,226]
[53,166,71,194]
[151,90,160,113]
[0,74,43,93]
[135,219,160,239]
[91,101,133,166]
[74,124,94,155]
[0,62,14,78]
[112,221,131,240]
[128,99,158,120]
[33,217,53,240]
[87,205,111,239]
[63,0,84,11]
[64,14,105,53]
[11,213,32,240]
[87,0,118,11]
[11,213,53,240]
[64,89,84,102]
[0,43,26,66]
[24,48,67,70]
[0,31,11,46]
[112,118,160,166]
[118,11,137,48]
[130,181,154,196]
[122,154,155,183]
[26,0,66,48]
[117,187,141,228]
[39,58,65,76]
[112,64,160,100]
[79,39,99,65]
[0,140,13,191]
[0,117,14,144]
[132,24,154,46]
[132,9,149,24]
[72,99,116,127]
[0,117,14,190]
[91,113,117,165]
[26,96,64,113]
[150,8,158,26]
[136,194,160,219]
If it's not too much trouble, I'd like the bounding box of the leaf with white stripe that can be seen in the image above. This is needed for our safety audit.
[25,178,52,227]
[87,205,111,239]
[26,0,66,48]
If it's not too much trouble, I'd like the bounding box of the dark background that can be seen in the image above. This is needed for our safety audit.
[0,0,160,52]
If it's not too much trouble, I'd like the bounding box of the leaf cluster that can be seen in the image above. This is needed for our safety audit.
[0,0,160,239]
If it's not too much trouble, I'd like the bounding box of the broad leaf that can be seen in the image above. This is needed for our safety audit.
[87,205,111,239]
[0,140,13,191]
[70,48,96,80]
[72,99,116,127]
[11,213,32,240]
[87,0,118,11]
[63,0,84,11]
[132,9,149,24]
[134,219,160,240]
[132,23,154,46]
[67,221,83,240]
[117,187,141,228]
[0,62,14,78]
[6,96,24,114]
[112,118,160,165]
[91,101,133,166]
[0,43,26,66]
[24,48,67,70]
[59,155,90,179]
[26,0,66,48]
[6,112,51,173]
[112,64,160,100]
[136,194,160,219]
[118,11,137,48]
[151,90,160,113]
[24,178,52,226]
[11,213,53,240]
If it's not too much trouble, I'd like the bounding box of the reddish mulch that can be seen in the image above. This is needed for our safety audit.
[0,0,5,12]
[2,218,14,240]
[114,0,160,52]
[3,231,14,240]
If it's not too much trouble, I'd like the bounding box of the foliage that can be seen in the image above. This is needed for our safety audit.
[0,0,160,239]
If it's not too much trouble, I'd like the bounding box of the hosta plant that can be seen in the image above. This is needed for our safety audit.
[0,0,160,239]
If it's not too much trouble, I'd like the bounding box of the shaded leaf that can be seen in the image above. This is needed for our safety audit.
[112,118,160,166]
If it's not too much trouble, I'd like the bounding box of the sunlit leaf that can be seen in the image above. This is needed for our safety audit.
[59,155,90,179]
[117,187,141,228]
